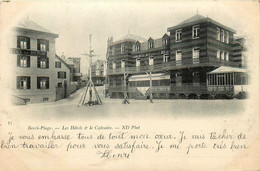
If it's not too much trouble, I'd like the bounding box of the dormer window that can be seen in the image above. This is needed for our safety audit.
[163,38,168,45]
[148,42,154,49]
[136,44,140,51]
[134,42,140,51]
[192,25,200,39]
[175,29,182,42]
[17,36,30,49]
[37,39,49,51]
[121,44,125,54]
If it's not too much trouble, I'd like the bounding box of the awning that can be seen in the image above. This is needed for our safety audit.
[207,66,247,74]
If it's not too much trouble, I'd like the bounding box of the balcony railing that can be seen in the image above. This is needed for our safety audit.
[108,83,234,95]
[107,57,240,75]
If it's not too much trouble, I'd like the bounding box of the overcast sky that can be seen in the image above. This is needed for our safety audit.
[2,1,258,74]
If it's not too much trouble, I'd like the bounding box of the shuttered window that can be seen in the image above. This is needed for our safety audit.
[58,72,66,79]
[37,39,49,51]
[37,77,49,89]
[17,36,30,49]
[17,56,30,68]
[37,57,49,69]
[55,61,61,68]
[16,76,31,89]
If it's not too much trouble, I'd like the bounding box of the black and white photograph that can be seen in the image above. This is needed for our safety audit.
[0,1,259,170]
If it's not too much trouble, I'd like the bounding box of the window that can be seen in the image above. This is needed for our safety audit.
[112,47,116,55]
[136,44,140,51]
[193,72,199,77]
[37,77,49,89]
[17,36,30,49]
[226,31,229,44]
[163,38,168,45]
[176,73,182,77]
[148,42,154,49]
[17,56,30,68]
[136,58,140,67]
[193,47,200,64]
[37,57,49,69]
[217,49,220,59]
[58,72,66,79]
[163,54,169,63]
[57,82,62,87]
[176,50,182,61]
[220,51,224,60]
[221,30,225,42]
[43,97,49,102]
[225,52,229,61]
[193,47,200,59]
[112,61,116,69]
[17,76,30,89]
[121,60,125,68]
[121,44,125,54]
[149,57,154,65]
[192,25,200,39]
[217,28,220,41]
[176,29,182,42]
[176,50,182,65]
[37,39,49,51]
[55,61,61,68]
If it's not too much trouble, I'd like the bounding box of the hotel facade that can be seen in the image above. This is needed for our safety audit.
[106,14,247,99]
[10,18,59,103]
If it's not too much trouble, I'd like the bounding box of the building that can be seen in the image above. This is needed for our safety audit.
[10,18,59,103]
[55,55,71,88]
[66,57,82,82]
[55,54,79,100]
[90,59,106,85]
[106,14,247,99]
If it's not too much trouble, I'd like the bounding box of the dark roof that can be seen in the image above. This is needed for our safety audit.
[16,18,59,37]
[55,54,70,69]
[179,14,206,25]
[111,34,146,45]
[167,14,236,33]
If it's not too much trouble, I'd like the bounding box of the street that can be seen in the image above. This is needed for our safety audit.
[6,86,247,121]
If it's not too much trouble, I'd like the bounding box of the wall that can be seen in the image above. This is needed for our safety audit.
[11,29,57,103]
[54,58,70,88]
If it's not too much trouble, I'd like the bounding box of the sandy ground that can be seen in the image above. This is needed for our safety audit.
[5,86,247,121]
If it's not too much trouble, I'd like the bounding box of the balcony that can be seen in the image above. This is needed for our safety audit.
[107,57,240,75]
[108,83,235,95]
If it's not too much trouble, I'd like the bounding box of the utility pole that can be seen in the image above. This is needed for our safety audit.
[78,34,102,106]
[145,61,153,103]
[122,73,130,104]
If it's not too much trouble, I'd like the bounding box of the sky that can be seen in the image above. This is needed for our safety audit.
[1,1,259,74]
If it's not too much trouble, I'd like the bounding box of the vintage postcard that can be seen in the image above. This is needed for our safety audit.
[0,0,259,171]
